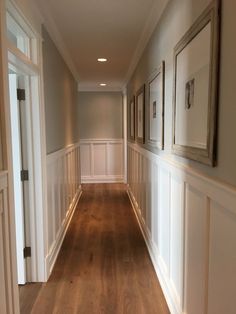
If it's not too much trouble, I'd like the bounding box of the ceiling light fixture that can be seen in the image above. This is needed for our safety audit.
[98,58,107,62]
[100,83,107,86]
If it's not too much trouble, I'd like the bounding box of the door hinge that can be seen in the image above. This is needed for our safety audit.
[17,88,26,101]
[23,246,31,258]
[21,170,29,181]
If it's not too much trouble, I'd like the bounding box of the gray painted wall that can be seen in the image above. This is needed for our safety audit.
[42,27,79,154]
[78,92,123,139]
[127,0,236,187]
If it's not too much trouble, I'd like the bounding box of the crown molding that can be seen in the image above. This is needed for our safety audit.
[122,0,169,89]
[33,1,79,81]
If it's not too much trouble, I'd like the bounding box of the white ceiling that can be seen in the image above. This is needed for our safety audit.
[37,0,168,91]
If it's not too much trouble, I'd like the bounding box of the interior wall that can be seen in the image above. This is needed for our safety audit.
[127,1,236,313]
[78,91,124,183]
[42,26,79,154]
[127,0,236,187]
[78,91,123,139]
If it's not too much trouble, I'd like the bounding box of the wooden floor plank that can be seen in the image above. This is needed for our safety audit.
[21,183,170,314]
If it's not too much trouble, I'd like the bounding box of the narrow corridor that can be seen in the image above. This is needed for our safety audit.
[21,184,169,314]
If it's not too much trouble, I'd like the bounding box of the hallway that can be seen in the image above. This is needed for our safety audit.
[21,184,169,314]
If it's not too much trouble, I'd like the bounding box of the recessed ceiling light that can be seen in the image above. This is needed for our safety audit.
[98,58,107,62]
[100,83,107,86]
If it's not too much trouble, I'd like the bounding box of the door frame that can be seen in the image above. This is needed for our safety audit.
[8,71,27,284]
[3,0,48,283]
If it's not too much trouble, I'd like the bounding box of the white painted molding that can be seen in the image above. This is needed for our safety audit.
[0,171,20,314]
[80,139,124,184]
[127,189,179,314]
[45,142,81,278]
[33,0,79,81]
[7,0,42,38]
[80,138,123,143]
[123,0,169,88]
[46,186,82,276]
[127,142,236,314]
[128,142,236,209]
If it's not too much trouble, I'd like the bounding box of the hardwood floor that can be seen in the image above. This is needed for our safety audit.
[21,184,170,314]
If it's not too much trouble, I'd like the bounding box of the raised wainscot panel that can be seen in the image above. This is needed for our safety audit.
[145,158,152,236]
[170,175,184,312]
[158,167,171,276]
[0,190,7,314]
[80,143,91,177]
[80,139,124,183]
[128,142,236,314]
[46,143,82,276]
[0,173,16,314]
[108,142,123,175]
[184,184,209,314]
[207,201,236,314]
[93,143,107,176]
[151,162,159,254]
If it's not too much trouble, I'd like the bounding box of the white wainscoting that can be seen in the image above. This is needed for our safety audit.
[45,143,82,276]
[80,139,124,183]
[0,171,17,314]
[128,142,236,314]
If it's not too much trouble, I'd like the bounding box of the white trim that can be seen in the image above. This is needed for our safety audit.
[45,186,82,275]
[123,0,169,89]
[45,142,81,278]
[6,0,42,65]
[80,138,123,144]
[82,176,124,184]
[0,0,20,312]
[127,142,236,314]
[47,142,80,162]
[34,1,79,81]
[80,139,124,184]
[128,142,236,210]
[128,188,178,314]
[6,0,48,284]
[36,37,48,282]
[6,0,42,40]
[8,46,40,74]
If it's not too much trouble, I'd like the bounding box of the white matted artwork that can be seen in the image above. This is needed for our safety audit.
[175,23,210,149]
[148,61,165,150]
[129,96,135,141]
[172,0,220,166]
[136,85,145,144]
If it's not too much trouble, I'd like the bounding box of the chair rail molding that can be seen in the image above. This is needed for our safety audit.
[127,141,236,314]
[45,142,82,277]
[80,138,124,183]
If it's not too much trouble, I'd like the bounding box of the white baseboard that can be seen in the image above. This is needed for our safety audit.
[82,175,124,184]
[127,188,179,314]
[45,186,82,278]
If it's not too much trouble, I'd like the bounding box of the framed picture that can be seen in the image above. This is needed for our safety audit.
[129,96,135,141]
[172,0,220,166]
[148,61,165,150]
[136,84,145,144]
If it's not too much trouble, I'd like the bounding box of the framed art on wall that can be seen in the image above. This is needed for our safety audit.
[172,0,220,166]
[129,96,135,141]
[148,61,165,150]
[136,84,145,144]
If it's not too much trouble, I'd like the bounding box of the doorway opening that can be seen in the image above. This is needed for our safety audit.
[8,67,32,285]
